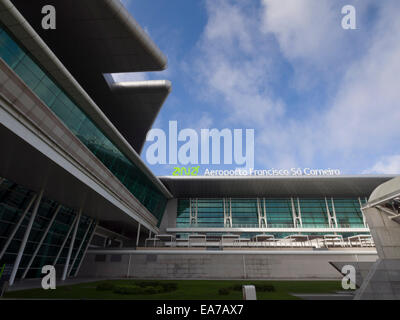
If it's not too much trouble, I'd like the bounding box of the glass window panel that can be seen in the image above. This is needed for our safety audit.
[0,25,167,222]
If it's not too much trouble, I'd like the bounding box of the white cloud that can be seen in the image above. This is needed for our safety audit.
[194,113,214,131]
[363,155,400,174]
[261,0,340,64]
[189,0,400,173]
[192,0,285,125]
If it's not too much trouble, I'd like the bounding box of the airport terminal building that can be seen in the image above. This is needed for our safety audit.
[0,0,396,284]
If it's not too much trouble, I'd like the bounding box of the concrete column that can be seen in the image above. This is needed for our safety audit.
[0,193,37,260]
[127,254,132,278]
[21,204,61,279]
[358,197,368,227]
[355,206,400,299]
[136,223,141,247]
[61,209,81,281]
[9,189,44,286]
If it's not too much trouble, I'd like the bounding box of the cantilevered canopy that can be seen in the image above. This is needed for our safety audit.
[11,0,167,72]
[106,79,171,154]
[368,176,400,207]
[160,175,395,198]
[11,0,170,153]
[1,0,172,197]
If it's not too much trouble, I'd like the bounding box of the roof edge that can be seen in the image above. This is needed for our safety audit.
[367,176,400,206]
[0,0,173,199]
[110,80,172,93]
[106,0,168,70]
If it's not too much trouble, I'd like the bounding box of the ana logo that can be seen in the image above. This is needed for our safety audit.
[172,166,200,176]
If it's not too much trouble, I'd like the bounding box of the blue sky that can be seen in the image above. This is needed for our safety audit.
[115,0,400,176]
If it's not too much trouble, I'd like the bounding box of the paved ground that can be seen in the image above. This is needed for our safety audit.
[291,292,355,300]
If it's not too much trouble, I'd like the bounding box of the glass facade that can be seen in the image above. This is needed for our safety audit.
[332,198,365,228]
[231,199,258,226]
[196,199,224,227]
[0,26,167,223]
[0,178,95,279]
[176,197,368,238]
[265,198,294,227]
[299,199,329,228]
[176,199,190,227]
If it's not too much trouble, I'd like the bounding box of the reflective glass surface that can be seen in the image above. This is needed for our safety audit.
[0,26,167,222]
[0,178,95,279]
[177,197,367,232]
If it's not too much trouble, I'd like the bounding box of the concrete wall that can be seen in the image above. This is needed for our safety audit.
[78,251,377,280]
[355,207,400,299]
[159,199,177,234]
[364,207,400,259]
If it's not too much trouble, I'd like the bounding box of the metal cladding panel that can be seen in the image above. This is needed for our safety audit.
[368,176,400,204]
[10,0,167,72]
[159,176,396,198]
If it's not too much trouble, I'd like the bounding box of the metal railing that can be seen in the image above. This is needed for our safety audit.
[143,236,375,249]
[175,223,365,229]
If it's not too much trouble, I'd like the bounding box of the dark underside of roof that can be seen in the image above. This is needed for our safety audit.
[11,0,169,153]
[159,176,395,198]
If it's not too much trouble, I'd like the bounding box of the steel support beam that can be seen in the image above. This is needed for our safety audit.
[21,204,61,280]
[127,254,132,278]
[263,198,268,228]
[61,209,81,281]
[68,218,94,277]
[73,220,97,277]
[0,193,37,260]
[290,197,297,227]
[358,197,368,227]
[296,198,303,227]
[53,213,79,265]
[136,223,141,247]
[9,189,44,286]
[330,197,338,227]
